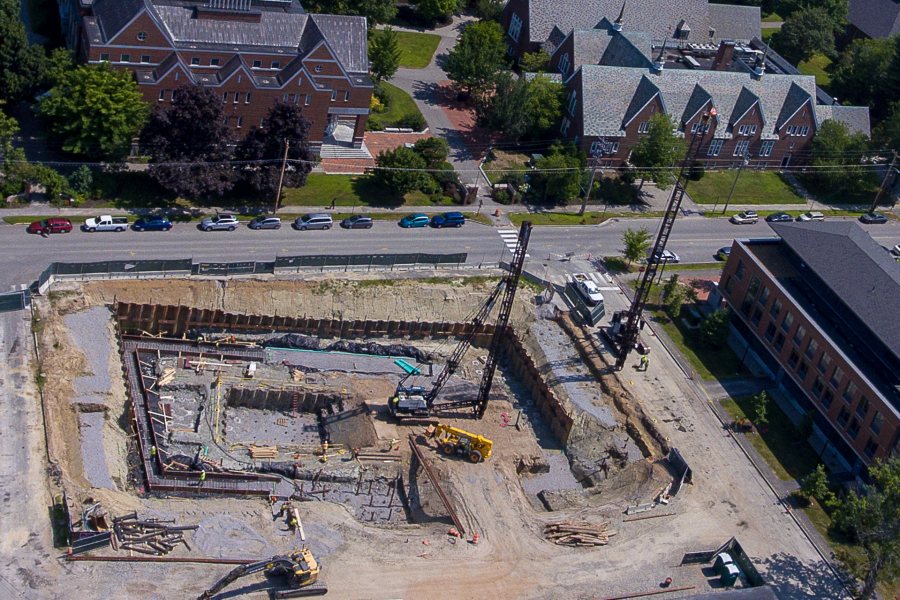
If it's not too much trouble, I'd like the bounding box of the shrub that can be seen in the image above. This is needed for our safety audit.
[398,112,427,131]
[493,188,511,204]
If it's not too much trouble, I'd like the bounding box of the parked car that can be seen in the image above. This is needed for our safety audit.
[83,215,129,232]
[572,273,604,306]
[649,249,681,264]
[716,246,732,261]
[730,211,758,225]
[796,211,825,222]
[890,244,900,258]
[399,213,430,228]
[859,212,888,225]
[765,212,793,223]
[430,211,466,228]
[26,218,72,235]
[200,214,239,231]
[293,213,333,230]
[340,215,373,229]
[248,215,282,230]
[132,215,172,231]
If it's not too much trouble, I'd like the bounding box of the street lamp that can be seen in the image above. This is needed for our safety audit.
[722,148,750,215]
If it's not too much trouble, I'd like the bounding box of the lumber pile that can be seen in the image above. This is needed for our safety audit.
[543,521,615,547]
[249,445,278,459]
[113,513,197,555]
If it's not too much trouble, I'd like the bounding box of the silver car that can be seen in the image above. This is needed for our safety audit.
[293,213,333,230]
[248,215,282,230]
[200,214,239,231]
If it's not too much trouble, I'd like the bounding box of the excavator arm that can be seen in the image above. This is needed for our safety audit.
[197,557,294,600]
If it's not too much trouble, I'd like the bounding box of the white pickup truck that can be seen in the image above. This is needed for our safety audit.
[82,215,129,232]
[572,273,605,306]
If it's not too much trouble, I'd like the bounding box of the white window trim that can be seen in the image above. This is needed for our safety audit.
[638,121,649,134]
[558,53,570,75]
[734,140,749,157]
[707,138,723,157]
[759,140,774,157]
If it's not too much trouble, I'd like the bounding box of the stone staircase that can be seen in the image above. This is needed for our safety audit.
[319,143,373,159]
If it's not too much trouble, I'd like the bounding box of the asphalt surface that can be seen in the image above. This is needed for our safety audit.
[1,216,897,290]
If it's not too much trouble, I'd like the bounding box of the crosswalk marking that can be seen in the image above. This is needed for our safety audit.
[497,229,529,257]
[552,272,623,293]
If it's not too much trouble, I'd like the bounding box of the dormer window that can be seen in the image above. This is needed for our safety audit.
[737,124,757,136]
[137,32,147,41]
[558,53,570,75]
[271,61,280,69]
[315,65,322,73]
[252,60,261,68]
[638,121,650,134]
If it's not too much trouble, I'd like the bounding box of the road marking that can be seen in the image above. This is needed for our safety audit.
[497,229,529,257]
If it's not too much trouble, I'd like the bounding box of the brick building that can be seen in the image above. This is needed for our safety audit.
[550,33,870,168]
[720,222,900,477]
[74,0,372,152]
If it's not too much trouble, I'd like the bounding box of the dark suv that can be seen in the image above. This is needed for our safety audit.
[430,212,465,228]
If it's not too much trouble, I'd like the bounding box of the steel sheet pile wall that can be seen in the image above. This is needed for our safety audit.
[227,388,345,413]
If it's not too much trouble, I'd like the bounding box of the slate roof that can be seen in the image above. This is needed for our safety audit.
[849,0,900,38]
[152,3,309,49]
[560,26,652,70]
[92,0,146,41]
[309,14,368,74]
[707,3,762,40]
[522,0,759,45]
[578,65,822,138]
[815,104,873,137]
[769,221,900,361]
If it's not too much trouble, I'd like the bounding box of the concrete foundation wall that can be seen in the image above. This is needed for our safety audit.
[227,387,345,413]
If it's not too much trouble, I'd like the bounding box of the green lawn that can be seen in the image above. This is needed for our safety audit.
[719,396,819,480]
[652,308,745,380]
[369,82,425,130]
[762,12,783,22]
[689,171,805,205]
[283,174,456,208]
[798,53,832,88]
[799,175,881,206]
[482,150,532,185]
[762,27,778,43]
[509,210,665,226]
[391,31,441,69]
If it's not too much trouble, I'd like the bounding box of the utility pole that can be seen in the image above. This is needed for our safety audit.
[722,149,750,214]
[580,157,599,216]
[870,150,898,213]
[273,139,290,214]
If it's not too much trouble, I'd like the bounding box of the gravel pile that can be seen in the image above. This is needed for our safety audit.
[64,306,114,406]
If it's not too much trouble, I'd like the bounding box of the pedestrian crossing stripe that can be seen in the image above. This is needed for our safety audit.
[497,229,529,257]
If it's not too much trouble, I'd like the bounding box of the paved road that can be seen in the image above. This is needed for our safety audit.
[1,216,897,290]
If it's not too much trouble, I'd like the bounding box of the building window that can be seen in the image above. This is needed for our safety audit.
[847,418,860,440]
[561,117,570,136]
[843,381,857,403]
[158,89,166,102]
[234,92,240,103]
[100,53,109,62]
[191,57,200,65]
[297,77,303,87]
[799,126,809,136]
[864,438,879,459]
[786,125,797,136]
[690,122,710,134]
[870,411,883,435]
[637,121,650,134]
[223,116,229,126]
[508,12,522,42]
[222,91,228,103]
[236,116,243,128]
[724,275,734,294]
[738,124,757,136]
[788,350,799,369]
[315,65,322,73]
[120,54,131,63]
[764,322,776,342]
[751,307,763,327]
[735,260,745,280]
[567,91,577,116]
[245,92,251,104]
[812,377,825,397]
[758,286,770,306]
[707,138,723,156]
[805,338,819,360]
[793,324,806,346]
[211,58,220,66]
[830,366,844,389]
[734,139,749,156]
[137,31,147,41]
[175,72,180,81]
[797,361,809,380]
[558,52,570,75]
[140,55,150,64]
[817,352,831,374]
[781,312,794,333]
[271,61,280,69]
[822,388,834,408]
[330,90,337,101]
[769,298,782,319]
[253,60,262,68]
[305,94,311,106]
[855,396,869,419]
[773,332,785,351]
[760,140,774,157]
[344,91,350,102]
[836,406,850,427]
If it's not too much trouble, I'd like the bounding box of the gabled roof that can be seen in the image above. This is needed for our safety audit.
[682,84,713,124]
[730,87,760,125]
[520,0,759,46]
[152,3,308,49]
[559,26,652,70]
[775,82,813,131]
[93,0,147,41]
[309,14,368,74]
[849,0,900,39]
[769,221,900,361]
[622,76,661,127]
[815,105,872,137]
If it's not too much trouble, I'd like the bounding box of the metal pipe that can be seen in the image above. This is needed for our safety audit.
[66,555,254,565]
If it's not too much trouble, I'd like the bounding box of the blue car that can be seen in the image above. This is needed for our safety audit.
[399,213,429,228]
[132,215,172,231]
[430,211,465,228]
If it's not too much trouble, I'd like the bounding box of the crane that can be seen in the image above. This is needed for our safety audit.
[197,548,326,599]
[388,221,532,418]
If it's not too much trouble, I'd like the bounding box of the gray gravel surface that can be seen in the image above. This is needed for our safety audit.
[64,306,113,404]
[521,451,581,496]
[78,411,116,489]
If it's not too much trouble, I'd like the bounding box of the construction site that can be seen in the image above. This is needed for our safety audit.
[1,226,840,600]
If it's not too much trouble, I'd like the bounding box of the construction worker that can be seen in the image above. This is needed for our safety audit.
[150,445,157,458]
[199,470,207,485]
[639,355,649,371]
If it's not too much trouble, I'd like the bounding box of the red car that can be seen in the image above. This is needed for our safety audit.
[27,218,73,235]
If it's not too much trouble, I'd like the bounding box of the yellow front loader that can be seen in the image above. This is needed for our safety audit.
[427,424,493,463]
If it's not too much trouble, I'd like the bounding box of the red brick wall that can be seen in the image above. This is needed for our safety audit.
[500,0,534,60]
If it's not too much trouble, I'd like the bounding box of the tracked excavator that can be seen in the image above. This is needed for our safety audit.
[197,548,326,599]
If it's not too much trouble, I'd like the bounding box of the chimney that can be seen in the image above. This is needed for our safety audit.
[613,0,626,32]
[712,40,735,71]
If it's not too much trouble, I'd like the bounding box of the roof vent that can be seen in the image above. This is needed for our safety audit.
[612,0,625,32]
[209,0,251,10]
[652,37,667,73]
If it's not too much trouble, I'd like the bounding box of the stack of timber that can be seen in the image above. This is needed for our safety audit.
[543,521,615,547]
[249,445,279,459]
[113,513,197,555]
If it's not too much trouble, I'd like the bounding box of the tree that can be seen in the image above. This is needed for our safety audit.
[235,101,314,197]
[473,0,504,20]
[524,76,564,133]
[807,120,872,194]
[664,283,688,317]
[831,459,900,599]
[412,137,449,168]
[373,146,431,195]
[519,50,550,72]
[800,464,834,505]
[412,0,461,23]
[445,21,507,97]
[68,166,94,197]
[529,143,584,204]
[476,72,530,138]
[629,113,687,190]
[0,109,18,157]
[771,8,836,65]
[751,390,770,426]
[44,47,74,88]
[0,0,47,102]
[662,274,680,301]
[699,309,731,348]
[303,0,396,26]
[369,27,401,83]
[622,227,652,264]
[141,84,235,199]
[777,0,848,25]
[874,102,900,154]
[38,63,149,160]
[831,37,897,123]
